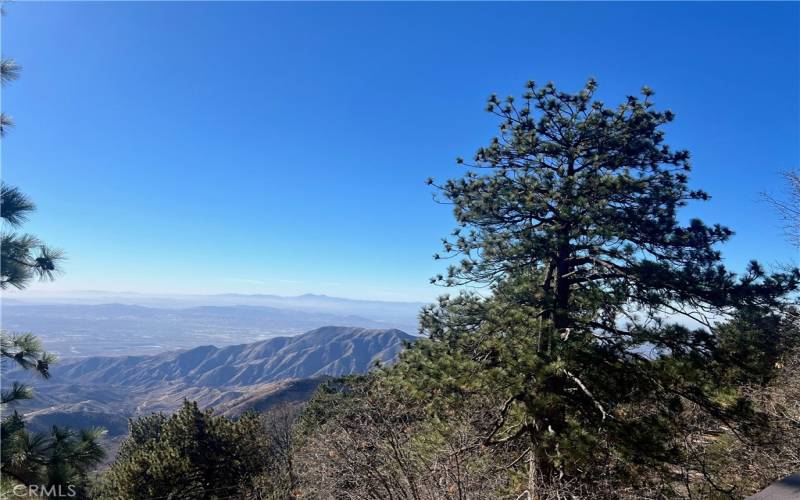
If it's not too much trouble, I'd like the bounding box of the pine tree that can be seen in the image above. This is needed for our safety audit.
[397,79,799,494]
[97,401,275,499]
[2,425,106,497]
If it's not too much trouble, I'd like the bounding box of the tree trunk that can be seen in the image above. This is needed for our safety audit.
[528,449,539,500]
[553,240,572,332]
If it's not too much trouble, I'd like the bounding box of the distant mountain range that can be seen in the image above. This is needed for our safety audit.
[3,290,424,325]
[14,327,416,442]
[2,299,421,357]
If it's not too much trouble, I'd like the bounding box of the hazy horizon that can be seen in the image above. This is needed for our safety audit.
[2,287,430,305]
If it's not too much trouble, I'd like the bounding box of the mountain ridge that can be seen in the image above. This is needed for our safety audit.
[16,326,417,440]
[51,326,415,388]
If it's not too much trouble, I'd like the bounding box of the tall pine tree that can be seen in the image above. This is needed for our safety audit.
[396,79,799,495]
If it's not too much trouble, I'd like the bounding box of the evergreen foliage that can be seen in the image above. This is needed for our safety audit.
[1,331,105,498]
[0,332,55,406]
[1,182,64,290]
[2,425,106,497]
[98,401,278,499]
[389,80,800,495]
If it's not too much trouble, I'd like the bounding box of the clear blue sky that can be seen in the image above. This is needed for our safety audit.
[2,2,798,302]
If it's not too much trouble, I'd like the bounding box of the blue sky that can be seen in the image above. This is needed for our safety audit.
[2,2,798,302]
